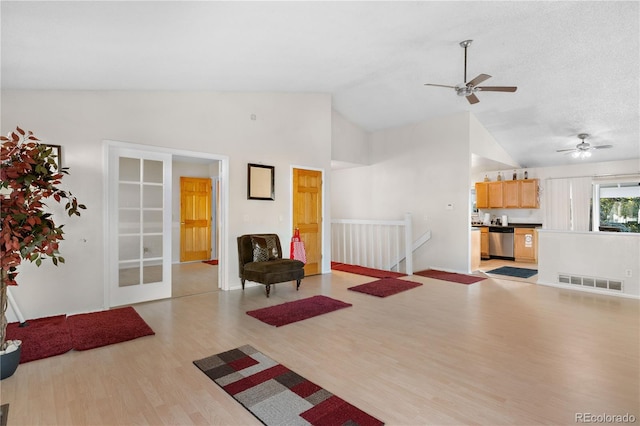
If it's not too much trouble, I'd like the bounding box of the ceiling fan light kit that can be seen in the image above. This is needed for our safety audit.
[425,39,518,104]
[572,150,592,159]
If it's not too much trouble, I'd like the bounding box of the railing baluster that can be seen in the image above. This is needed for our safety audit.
[331,213,425,275]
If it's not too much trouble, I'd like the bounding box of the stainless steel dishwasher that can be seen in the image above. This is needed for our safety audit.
[488,227,514,259]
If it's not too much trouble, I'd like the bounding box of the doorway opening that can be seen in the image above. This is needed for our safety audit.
[172,162,221,298]
[105,141,229,308]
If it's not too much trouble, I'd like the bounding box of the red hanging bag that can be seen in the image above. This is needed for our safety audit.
[290,228,306,264]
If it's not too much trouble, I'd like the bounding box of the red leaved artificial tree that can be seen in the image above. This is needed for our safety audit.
[0,127,86,350]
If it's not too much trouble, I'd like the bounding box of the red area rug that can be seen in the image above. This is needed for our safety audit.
[246,295,352,327]
[6,315,72,363]
[194,344,384,425]
[414,269,486,285]
[202,259,218,265]
[348,277,423,298]
[6,307,155,363]
[331,262,406,279]
[68,306,155,351]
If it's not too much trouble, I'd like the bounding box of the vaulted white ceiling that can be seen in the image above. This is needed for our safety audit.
[2,1,638,169]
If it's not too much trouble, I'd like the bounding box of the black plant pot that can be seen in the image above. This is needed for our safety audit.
[0,343,21,380]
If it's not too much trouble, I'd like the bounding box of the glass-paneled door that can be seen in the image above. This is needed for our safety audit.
[108,147,171,307]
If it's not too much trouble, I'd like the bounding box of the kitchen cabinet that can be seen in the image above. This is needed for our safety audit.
[488,182,504,208]
[514,228,537,262]
[475,182,489,209]
[503,180,520,208]
[519,179,540,208]
[480,227,489,259]
[474,179,539,209]
[471,228,481,271]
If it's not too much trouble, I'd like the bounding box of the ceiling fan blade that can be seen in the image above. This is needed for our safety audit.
[477,86,518,92]
[466,93,480,104]
[424,83,456,89]
[556,148,577,153]
[467,73,491,86]
[592,145,613,150]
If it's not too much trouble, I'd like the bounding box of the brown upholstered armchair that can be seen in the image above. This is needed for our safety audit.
[237,234,305,297]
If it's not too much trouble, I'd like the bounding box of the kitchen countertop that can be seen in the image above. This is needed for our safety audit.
[471,223,542,228]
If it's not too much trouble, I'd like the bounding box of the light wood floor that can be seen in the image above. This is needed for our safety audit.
[171,262,218,298]
[2,268,638,425]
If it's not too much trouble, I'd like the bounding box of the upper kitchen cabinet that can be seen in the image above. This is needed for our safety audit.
[475,179,539,209]
[475,182,489,209]
[519,179,540,208]
[503,180,520,208]
[488,182,504,208]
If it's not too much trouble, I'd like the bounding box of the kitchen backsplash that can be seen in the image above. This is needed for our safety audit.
[474,208,543,225]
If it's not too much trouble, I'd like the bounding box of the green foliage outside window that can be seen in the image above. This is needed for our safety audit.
[600,197,640,233]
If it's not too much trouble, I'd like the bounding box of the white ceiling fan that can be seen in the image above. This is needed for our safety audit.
[424,40,518,104]
[556,133,613,159]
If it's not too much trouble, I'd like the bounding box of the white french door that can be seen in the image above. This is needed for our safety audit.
[107,146,172,307]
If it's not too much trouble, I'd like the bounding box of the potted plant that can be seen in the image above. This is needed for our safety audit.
[0,126,85,379]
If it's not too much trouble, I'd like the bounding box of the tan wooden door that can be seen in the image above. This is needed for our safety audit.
[292,168,322,276]
[180,177,212,262]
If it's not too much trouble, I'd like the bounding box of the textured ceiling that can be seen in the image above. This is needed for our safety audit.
[2,1,638,169]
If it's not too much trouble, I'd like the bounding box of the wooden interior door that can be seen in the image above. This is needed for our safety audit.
[180,177,212,262]
[292,168,322,276]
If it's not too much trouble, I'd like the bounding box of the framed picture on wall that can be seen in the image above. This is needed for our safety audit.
[44,144,62,171]
[247,163,275,200]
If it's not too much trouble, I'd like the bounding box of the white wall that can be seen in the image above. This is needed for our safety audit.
[331,110,370,167]
[469,114,519,168]
[2,90,332,321]
[332,112,474,273]
[538,230,640,298]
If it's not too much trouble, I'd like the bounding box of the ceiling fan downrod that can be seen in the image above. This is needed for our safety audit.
[460,39,473,83]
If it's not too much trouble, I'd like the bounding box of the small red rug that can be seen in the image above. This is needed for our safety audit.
[331,261,406,278]
[202,259,218,265]
[6,315,72,364]
[348,277,423,298]
[68,307,155,351]
[194,345,384,425]
[414,269,486,285]
[247,295,352,327]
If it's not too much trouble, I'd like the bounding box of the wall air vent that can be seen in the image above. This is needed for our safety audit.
[558,274,623,292]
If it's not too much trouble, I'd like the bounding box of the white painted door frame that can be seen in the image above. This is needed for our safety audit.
[103,140,230,308]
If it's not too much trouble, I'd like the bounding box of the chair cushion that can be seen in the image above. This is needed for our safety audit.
[244,258,304,274]
[251,235,280,262]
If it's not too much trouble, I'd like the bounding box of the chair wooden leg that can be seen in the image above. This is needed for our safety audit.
[296,279,301,291]
[241,278,246,290]
[265,285,271,297]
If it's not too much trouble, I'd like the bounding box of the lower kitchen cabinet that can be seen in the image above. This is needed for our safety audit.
[514,228,537,262]
[480,227,489,259]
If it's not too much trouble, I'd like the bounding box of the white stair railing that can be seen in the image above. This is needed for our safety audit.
[388,229,432,272]
[331,213,419,275]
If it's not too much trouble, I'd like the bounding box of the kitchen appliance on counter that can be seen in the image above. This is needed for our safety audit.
[489,226,514,260]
